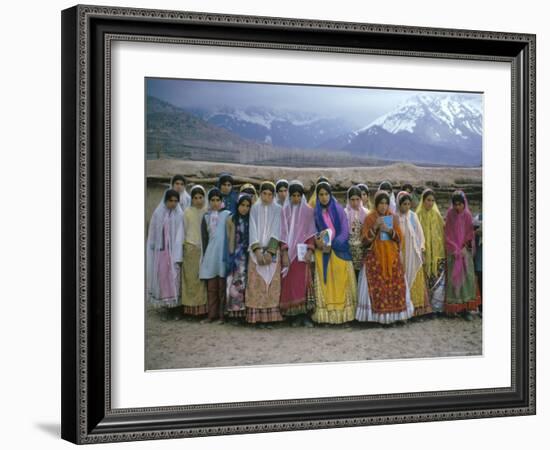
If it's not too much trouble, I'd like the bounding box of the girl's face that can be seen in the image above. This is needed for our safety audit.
[165,196,179,210]
[220,181,232,195]
[191,193,204,208]
[277,187,288,203]
[361,191,369,205]
[318,188,330,206]
[260,190,273,204]
[238,200,251,216]
[349,195,362,210]
[453,201,465,214]
[376,198,389,215]
[209,196,222,211]
[172,179,185,193]
[399,199,411,214]
[290,191,302,205]
[423,194,435,211]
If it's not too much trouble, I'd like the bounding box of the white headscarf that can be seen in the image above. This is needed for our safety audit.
[146,191,184,306]
[396,192,425,289]
[248,192,282,286]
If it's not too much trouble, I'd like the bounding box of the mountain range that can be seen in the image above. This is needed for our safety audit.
[147,93,482,167]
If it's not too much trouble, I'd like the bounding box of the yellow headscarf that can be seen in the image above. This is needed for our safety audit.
[415,189,445,278]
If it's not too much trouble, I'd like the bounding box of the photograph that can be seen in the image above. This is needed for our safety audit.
[144,78,484,370]
[59,4,536,444]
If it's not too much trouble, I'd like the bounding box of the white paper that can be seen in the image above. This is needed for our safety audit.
[297,243,309,262]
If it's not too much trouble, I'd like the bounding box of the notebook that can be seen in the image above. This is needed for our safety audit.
[380,215,393,241]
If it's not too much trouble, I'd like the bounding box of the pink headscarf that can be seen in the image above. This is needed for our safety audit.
[445,190,475,288]
[280,181,317,275]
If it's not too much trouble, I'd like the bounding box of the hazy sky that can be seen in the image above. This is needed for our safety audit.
[147,78,482,127]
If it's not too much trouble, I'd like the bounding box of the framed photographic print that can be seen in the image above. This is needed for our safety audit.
[61,4,536,444]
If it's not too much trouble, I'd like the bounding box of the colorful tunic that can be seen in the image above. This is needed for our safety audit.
[181,205,207,315]
[416,194,447,313]
[398,210,431,316]
[356,210,413,323]
[245,200,284,323]
[200,210,231,279]
[311,198,357,324]
[444,194,480,313]
[280,198,317,316]
[345,205,368,272]
[225,212,250,318]
[146,203,184,308]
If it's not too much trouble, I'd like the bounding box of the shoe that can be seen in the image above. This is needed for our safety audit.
[463,312,473,321]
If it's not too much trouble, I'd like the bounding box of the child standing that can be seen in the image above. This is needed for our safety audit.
[181,185,208,317]
[146,189,184,320]
[225,194,253,320]
[245,181,284,327]
[199,188,231,323]
[279,180,317,326]
[396,191,431,318]
[444,190,480,320]
[416,189,446,313]
[345,185,368,275]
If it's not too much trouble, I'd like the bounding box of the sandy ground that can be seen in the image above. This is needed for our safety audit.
[145,307,482,370]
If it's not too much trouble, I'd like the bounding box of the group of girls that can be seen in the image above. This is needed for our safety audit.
[146,173,481,327]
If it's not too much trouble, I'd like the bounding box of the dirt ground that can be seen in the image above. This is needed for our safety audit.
[145,307,482,370]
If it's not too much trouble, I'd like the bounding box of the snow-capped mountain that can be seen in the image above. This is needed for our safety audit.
[186,106,354,150]
[322,94,483,166]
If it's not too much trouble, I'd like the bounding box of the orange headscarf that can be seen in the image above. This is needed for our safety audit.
[362,192,403,280]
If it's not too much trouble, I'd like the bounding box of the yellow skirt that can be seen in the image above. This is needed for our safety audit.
[312,250,357,324]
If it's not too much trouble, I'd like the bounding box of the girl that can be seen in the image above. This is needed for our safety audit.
[225,194,253,320]
[311,182,357,325]
[444,190,480,320]
[181,185,208,317]
[279,180,317,326]
[308,176,330,208]
[199,188,231,323]
[396,191,432,317]
[218,172,238,215]
[416,188,446,313]
[345,186,368,274]
[275,179,289,206]
[378,181,397,213]
[357,183,371,211]
[239,183,257,204]
[356,190,413,324]
[146,189,184,320]
[245,182,284,326]
[171,174,191,211]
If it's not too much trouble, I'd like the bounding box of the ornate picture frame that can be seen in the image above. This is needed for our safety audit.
[61,4,535,444]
